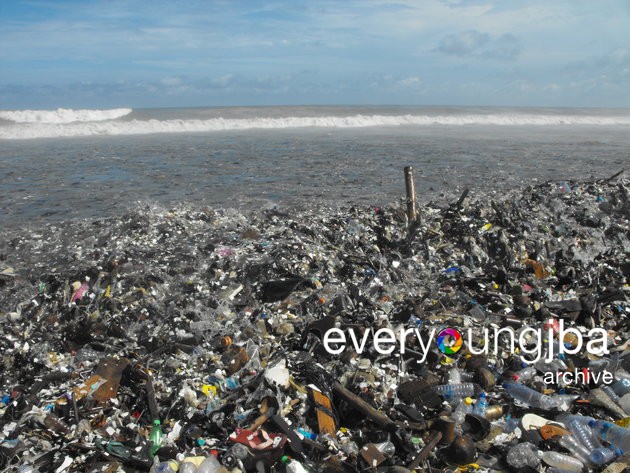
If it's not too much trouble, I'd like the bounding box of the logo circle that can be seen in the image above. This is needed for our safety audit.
[437,328,463,355]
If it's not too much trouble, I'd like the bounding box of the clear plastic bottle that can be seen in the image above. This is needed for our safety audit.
[615,369,630,382]
[611,379,630,396]
[452,397,474,425]
[601,385,621,403]
[434,383,476,400]
[512,366,537,383]
[179,462,198,473]
[502,382,557,410]
[448,367,461,384]
[196,455,222,473]
[555,434,591,465]
[447,367,474,384]
[568,419,602,450]
[589,446,621,465]
[473,393,488,417]
[588,420,630,453]
[540,451,584,472]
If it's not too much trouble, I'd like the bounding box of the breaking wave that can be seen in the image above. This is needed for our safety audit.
[1,113,629,139]
[0,108,133,124]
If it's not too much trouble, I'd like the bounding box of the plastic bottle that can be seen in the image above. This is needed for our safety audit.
[568,419,602,450]
[448,367,461,384]
[588,420,630,453]
[452,397,474,425]
[434,383,476,400]
[540,451,584,472]
[281,455,309,473]
[601,385,621,403]
[196,454,222,473]
[589,446,621,465]
[512,366,537,383]
[179,462,198,473]
[473,393,488,417]
[502,382,557,410]
[612,378,630,396]
[296,427,317,440]
[615,369,630,382]
[555,434,591,465]
[149,420,164,457]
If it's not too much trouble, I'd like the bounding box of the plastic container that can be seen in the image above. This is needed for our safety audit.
[473,393,488,417]
[611,378,630,396]
[452,397,474,425]
[512,366,537,383]
[540,451,584,472]
[447,368,474,384]
[568,419,602,450]
[149,420,163,457]
[179,462,198,473]
[589,420,630,453]
[502,382,557,410]
[434,383,476,400]
[374,440,395,456]
[196,455,222,473]
[601,385,621,403]
[555,434,591,464]
[589,446,621,465]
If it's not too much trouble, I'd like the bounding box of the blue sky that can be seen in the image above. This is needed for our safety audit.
[1,0,629,108]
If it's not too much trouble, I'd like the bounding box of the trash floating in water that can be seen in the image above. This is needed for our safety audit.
[0,173,628,472]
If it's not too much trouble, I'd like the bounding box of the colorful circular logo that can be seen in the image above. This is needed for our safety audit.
[437,328,463,355]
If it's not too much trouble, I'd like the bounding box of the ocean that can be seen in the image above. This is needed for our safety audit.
[1,105,629,228]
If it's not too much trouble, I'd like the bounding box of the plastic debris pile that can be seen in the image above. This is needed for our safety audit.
[0,176,629,472]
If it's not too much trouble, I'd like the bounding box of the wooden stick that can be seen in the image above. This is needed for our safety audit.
[407,431,442,470]
[404,166,417,223]
[145,377,159,422]
[332,382,397,431]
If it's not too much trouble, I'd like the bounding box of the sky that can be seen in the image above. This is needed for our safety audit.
[1,0,629,109]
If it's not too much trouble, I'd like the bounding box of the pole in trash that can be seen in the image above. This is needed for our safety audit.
[332,382,397,431]
[404,166,417,223]
[408,430,442,470]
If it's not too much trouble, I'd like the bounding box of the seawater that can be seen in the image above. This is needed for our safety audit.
[1,105,628,228]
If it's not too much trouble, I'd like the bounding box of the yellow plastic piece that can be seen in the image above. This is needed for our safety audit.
[201,385,217,397]
[615,417,630,428]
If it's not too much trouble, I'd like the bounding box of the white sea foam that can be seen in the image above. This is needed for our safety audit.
[0,108,132,124]
[1,113,629,139]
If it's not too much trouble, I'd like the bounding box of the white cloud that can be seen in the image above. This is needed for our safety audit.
[437,30,521,60]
